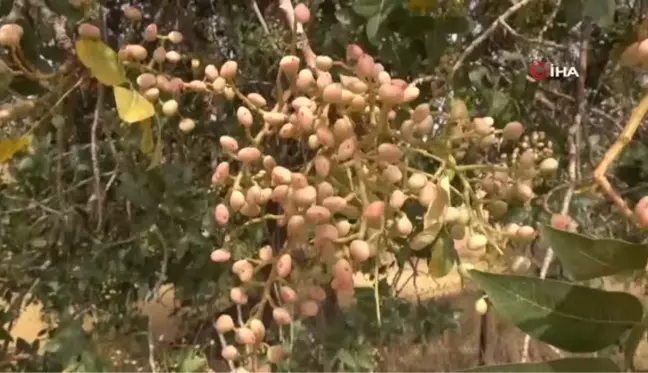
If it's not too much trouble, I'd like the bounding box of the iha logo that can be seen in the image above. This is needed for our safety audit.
[527,60,579,81]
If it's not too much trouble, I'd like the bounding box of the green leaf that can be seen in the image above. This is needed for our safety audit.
[623,314,648,371]
[353,0,384,18]
[540,225,648,280]
[462,357,620,372]
[139,119,154,154]
[179,352,208,372]
[113,86,155,124]
[488,89,511,117]
[468,270,643,352]
[147,117,164,170]
[336,349,358,369]
[366,13,382,42]
[583,0,615,28]
[428,228,456,277]
[75,39,127,86]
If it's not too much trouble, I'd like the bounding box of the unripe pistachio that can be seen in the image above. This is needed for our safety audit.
[267,346,288,365]
[407,173,427,192]
[77,23,100,40]
[519,149,535,167]
[443,206,460,223]
[272,307,292,325]
[382,165,403,184]
[377,143,402,164]
[396,215,413,236]
[308,134,320,149]
[321,196,346,213]
[276,254,292,278]
[336,219,351,236]
[220,60,238,80]
[162,100,179,116]
[378,83,404,105]
[403,85,420,103]
[212,162,230,185]
[166,30,183,44]
[503,223,520,236]
[137,73,157,90]
[389,189,407,210]
[221,345,238,360]
[377,71,391,85]
[214,203,229,225]
[306,205,332,224]
[315,55,333,71]
[249,318,266,342]
[246,93,266,108]
[346,44,364,62]
[322,83,343,104]
[502,121,524,141]
[280,286,297,303]
[314,224,339,246]
[287,215,306,237]
[316,127,335,148]
[165,50,181,63]
[152,46,166,63]
[363,201,385,224]
[124,6,142,21]
[412,103,430,123]
[178,118,195,133]
[219,136,239,152]
[230,287,248,305]
[317,182,334,201]
[515,183,534,202]
[280,55,300,76]
[293,186,317,207]
[258,245,273,261]
[314,155,331,177]
[473,117,493,136]
[187,80,207,91]
[539,157,558,174]
[475,298,488,315]
[263,111,287,127]
[235,327,256,345]
[295,106,314,131]
[296,68,314,91]
[468,234,488,250]
[348,240,369,262]
[418,182,438,207]
[316,71,333,90]
[141,23,158,41]
[210,249,231,263]
[336,137,357,161]
[295,3,312,23]
[229,190,245,211]
[333,117,353,139]
[142,87,159,101]
[236,106,253,128]
[486,200,508,219]
[450,99,468,121]
[212,77,226,93]
[214,314,235,333]
[516,225,536,241]
[355,54,374,78]
[635,196,648,228]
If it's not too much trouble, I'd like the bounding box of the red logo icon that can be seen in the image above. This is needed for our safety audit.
[528,60,549,81]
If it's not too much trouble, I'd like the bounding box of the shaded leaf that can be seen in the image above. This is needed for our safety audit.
[583,0,615,28]
[0,134,32,163]
[147,118,164,170]
[113,86,155,124]
[463,357,620,372]
[469,270,643,352]
[623,314,648,371]
[179,352,208,372]
[75,39,127,86]
[540,225,648,280]
[353,0,384,17]
[428,229,455,277]
[139,119,154,154]
[366,13,382,42]
[0,60,13,94]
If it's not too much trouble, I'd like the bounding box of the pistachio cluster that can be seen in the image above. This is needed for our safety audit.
[0,3,558,371]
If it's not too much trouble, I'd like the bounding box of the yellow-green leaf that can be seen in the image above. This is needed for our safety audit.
[75,39,127,86]
[139,119,154,154]
[147,119,163,170]
[113,86,155,124]
[0,134,32,163]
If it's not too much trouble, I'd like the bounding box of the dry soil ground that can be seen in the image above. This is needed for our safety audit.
[7,261,648,372]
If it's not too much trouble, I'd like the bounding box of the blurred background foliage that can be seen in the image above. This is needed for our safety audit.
[1,0,647,371]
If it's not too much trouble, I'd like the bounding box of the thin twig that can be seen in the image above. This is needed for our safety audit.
[91,85,105,232]
[252,0,270,34]
[521,18,589,363]
[450,0,536,79]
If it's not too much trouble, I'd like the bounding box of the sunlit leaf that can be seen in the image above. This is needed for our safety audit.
[75,39,127,86]
[463,357,620,372]
[469,270,643,352]
[428,229,455,277]
[540,225,648,280]
[0,134,33,163]
[139,119,154,154]
[113,86,155,124]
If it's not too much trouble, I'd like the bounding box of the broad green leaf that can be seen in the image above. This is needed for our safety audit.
[0,134,32,162]
[488,89,511,117]
[623,314,648,371]
[147,117,163,170]
[75,39,127,86]
[469,270,643,352]
[463,357,620,372]
[540,225,648,280]
[428,229,455,277]
[366,13,382,42]
[139,119,154,154]
[583,0,615,28]
[353,0,384,17]
[113,86,155,124]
